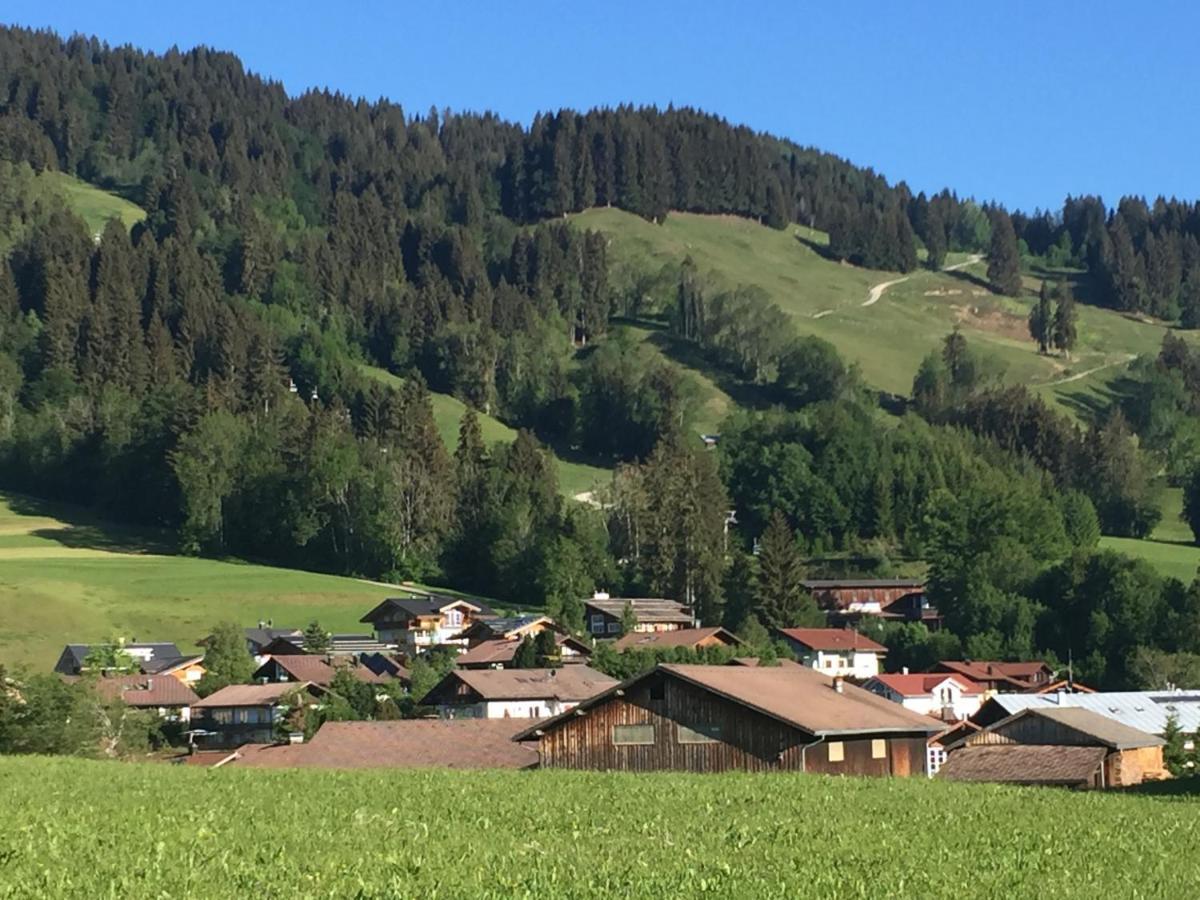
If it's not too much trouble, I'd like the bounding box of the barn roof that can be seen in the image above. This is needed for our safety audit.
[216,719,538,770]
[981,690,1200,736]
[515,663,942,741]
[938,744,1107,786]
[583,597,693,625]
[984,707,1165,750]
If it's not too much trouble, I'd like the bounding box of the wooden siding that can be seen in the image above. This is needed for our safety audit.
[965,715,1099,748]
[534,672,928,776]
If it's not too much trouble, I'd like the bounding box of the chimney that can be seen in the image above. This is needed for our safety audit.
[832,675,844,694]
[902,666,909,675]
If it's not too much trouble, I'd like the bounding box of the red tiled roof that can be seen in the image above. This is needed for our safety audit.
[777,628,886,653]
[936,660,1052,685]
[612,627,741,651]
[870,673,982,697]
[225,720,539,769]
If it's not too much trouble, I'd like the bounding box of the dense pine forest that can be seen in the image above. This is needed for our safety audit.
[6,25,1200,688]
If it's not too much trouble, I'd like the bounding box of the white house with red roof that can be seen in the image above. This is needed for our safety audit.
[864,672,984,722]
[776,628,886,679]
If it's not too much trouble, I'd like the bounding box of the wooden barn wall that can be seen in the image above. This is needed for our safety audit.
[535,673,928,776]
[968,716,1102,748]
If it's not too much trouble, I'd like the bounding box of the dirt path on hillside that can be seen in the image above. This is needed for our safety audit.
[862,276,909,307]
[1039,353,1137,387]
[943,253,984,273]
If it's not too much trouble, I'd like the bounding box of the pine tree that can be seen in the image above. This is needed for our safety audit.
[534,628,560,667]
[1052,284,1078,359]
[302,620,330,653]
[1029,282,1053,353]
[620,600,637,636]
[986,209,1023,296]
[753,510,821,628]
[512,634,538,668]
[1164,711,1187,776]
[196,621,255,696]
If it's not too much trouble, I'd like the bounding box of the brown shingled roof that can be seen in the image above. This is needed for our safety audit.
[225,720,538,769]
[611,627,741,651]
[583,597,693,625]
[938,744,1107,785]
[516,663,942,741]
[255,655,338,685]
[193,682,319,708]
[455,634,591,668]
[777,628,886,653]
[425,666,616,704]
[90,674,199,708]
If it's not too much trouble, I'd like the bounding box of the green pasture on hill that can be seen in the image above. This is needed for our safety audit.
[0,492,432,671]
[573,208,1181,415]
[2,757,1199,897]
[38,170,145,234]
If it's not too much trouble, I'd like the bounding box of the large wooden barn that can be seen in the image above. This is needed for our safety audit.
[514,663,942,776]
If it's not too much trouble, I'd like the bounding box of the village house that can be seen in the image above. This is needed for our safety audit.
[455,615,558,647]
[190,719,539,770]
[141,655,206,685]
[455,635,593,670]
[515,664,942,775]
[864,672,984,722]
[584,594,693,638]
[612,627,742,653]
[421,666,617,719]
[191,682,325,749]
[776,628,886,679]
[932,660,1055,693]
[939,707,1166,788]
[86,674,200,722]
[53,642,185,677]
[803,578,939,628]
[252,653,397,687]
[359,596,495,654]
[240,625,305,659]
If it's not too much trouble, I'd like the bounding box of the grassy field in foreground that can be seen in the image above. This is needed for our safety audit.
[574,209,1182,414]
[0,492,421,670]
[38,170,145,234]
[358,364,611,497]
[2,757,1199,898]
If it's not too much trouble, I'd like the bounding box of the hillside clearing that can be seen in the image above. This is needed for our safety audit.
[0,492,427,670]
[2,757,1198,898]
[38,170,145,234]
[574,208,1181,408]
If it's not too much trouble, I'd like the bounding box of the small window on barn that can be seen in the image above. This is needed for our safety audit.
[649,680,665,701]
[613,724,655,745]
[677,723,721,744]
[871,739,886,759]
[590,614,605,633]
[607,622,621,634]
[827,741,844,763]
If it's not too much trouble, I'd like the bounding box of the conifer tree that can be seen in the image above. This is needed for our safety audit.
[1029,282,1053,353]
[302,620,330,653]
[987,208,1023,296]
[1052,284,1078,359]
[512,634,538,668]
[753,510,822,629]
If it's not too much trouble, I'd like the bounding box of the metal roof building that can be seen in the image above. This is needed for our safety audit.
[981,690,1200,736]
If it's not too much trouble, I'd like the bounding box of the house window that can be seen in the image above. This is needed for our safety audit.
[871,739,886,759]
[591,614,605,633]
[823,657,834,669]
[612,724,655,745]
[827,741,844,763]
[607,622,621,634]
[445,609,463,628]
[212,709,232,725]
[677,723,721,744]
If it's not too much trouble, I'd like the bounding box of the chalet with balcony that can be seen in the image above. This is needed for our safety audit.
[359,595,495,654]
[191,682,325,749]
[584,594,693,638]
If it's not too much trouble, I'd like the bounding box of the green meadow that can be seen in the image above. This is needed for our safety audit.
[38,170,145,234]
[3,757,1199,898]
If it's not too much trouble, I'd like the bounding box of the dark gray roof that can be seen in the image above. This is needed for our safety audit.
[244,628,302,650]
[360,596,494,624]
[54,643,184,675]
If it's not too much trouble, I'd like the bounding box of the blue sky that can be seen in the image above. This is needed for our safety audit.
[5,1,1196,212]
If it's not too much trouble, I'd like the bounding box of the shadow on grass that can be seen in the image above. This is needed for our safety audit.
[1117,777,1200,800]
[645,331,777,416]
[3,491,174,555]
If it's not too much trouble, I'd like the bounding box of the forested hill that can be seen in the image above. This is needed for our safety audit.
[7,24,1200,690]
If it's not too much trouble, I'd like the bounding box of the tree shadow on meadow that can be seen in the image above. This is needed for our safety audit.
[4,491,174,555]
